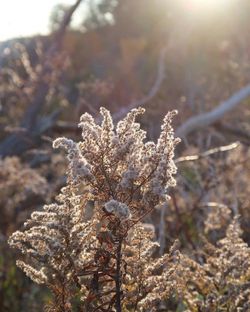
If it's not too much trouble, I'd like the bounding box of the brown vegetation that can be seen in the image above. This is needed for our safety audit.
[0,0,250,311]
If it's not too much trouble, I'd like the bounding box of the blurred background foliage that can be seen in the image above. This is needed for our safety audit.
[0,0,249,311]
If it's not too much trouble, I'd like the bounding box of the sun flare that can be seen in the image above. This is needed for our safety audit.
[186,0,230,14]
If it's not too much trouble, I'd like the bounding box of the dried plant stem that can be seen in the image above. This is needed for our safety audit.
[133,234,142,312]
[115,238,122,312]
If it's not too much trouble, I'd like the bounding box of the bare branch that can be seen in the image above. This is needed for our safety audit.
[21,0,84,131]
[53,0,83,47]
[176,84,250,138]
[175,141,240,163]
[112,45,168,121]
[215,122,250,145]
[52,44,168,130]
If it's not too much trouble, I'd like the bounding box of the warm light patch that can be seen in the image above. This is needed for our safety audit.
[185,0,231,15]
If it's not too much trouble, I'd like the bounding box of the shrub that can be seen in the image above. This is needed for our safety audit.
[9,107,181,311]
[8,108,250,311]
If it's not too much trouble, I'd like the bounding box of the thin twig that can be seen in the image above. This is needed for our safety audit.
[175,141,240,163]
[115,238,123,312]
[112,45,168,122]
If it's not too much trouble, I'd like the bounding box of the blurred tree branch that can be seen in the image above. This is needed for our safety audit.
[112,45,168,122]
[175,141,240,163]
[176,84,250,139]
[215,122,250,146]
[51,45,168,131]
[0,0,83,157]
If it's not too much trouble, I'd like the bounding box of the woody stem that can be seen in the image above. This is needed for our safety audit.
[115,238,122,312]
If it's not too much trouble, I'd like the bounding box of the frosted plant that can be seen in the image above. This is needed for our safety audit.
[9,107,180,311]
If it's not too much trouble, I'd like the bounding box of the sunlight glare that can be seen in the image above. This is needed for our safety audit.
[186,0,230,15]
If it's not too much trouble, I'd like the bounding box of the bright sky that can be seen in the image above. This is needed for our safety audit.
[0,0,85,42]
[0,0,233,42]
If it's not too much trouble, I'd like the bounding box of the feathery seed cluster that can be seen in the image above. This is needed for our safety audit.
[8,107,179,311]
